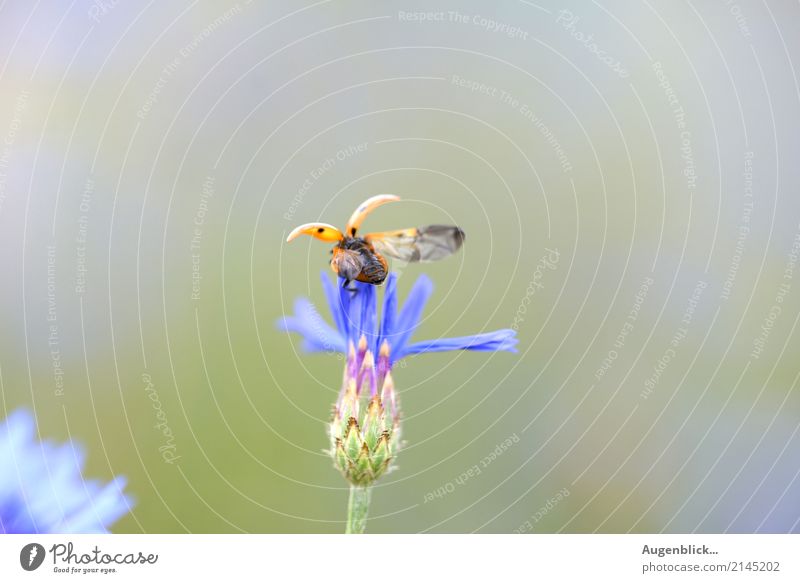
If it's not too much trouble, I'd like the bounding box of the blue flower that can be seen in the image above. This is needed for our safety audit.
[279,272,518,363]
[280,272,516,487]
[0,409,133,534]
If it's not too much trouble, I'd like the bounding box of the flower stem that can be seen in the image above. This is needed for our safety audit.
[345,485,372,534]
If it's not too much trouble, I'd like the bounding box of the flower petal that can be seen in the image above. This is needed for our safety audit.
[360,282,378,349]
[399,329,518,358]
[388,274,433,357]
[338,281,378,349]
[277,298,346,353]
[60,476,133,534]
[280,272,518,366]
[0,409,133,534]
[379,274,398,349]
[321,272,348,338]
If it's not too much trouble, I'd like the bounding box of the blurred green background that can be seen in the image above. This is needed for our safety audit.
[0,0,798,532]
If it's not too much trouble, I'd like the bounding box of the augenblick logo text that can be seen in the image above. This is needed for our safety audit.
[642,544,715,558]
[49,542,158,567]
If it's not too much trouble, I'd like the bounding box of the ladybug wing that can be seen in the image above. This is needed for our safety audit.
[365,225,465,263]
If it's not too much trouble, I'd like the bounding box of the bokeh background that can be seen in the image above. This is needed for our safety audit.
[0,0,799,533]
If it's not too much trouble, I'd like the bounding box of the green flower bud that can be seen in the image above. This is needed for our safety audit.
[330,338,400,486]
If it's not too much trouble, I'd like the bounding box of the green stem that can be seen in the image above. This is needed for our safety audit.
[345,485,372,534]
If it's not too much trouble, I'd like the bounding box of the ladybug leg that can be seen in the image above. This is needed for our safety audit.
[340,277,359,295]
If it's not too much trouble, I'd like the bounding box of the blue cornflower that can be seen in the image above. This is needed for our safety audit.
[279,272,517,486]
[0,409,133,534]
[280,272,518,363]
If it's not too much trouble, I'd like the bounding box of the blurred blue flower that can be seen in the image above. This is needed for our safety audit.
[279,272,518,363]
[0,409,133,534]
